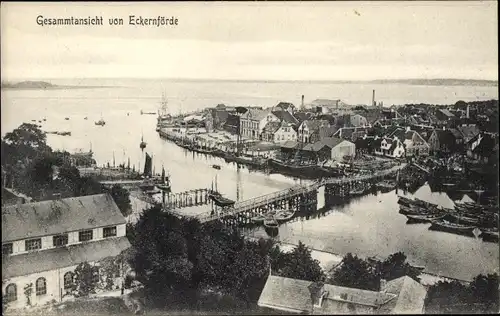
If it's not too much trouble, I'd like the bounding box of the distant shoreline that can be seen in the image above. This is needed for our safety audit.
[1,81,119,90]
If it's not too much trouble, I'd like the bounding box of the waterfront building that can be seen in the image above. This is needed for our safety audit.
[258,275,427,314]
[301,137,355,163]
[240,108,280,140]
[374,137,405,158]
[390,128,430,157]
[2,194,131,310]
[428,129,459,155]
[466,133,496,164]
[332,127,370,143]
[298,120,330,143]
[272,122,298,143]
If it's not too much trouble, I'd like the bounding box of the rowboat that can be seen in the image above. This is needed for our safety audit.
[212,164,221,170]
[264,217,279,229]
[397,196,414,207]
[480,228,499,243]
[429,219,476,236]
[443,214,481,226]
[406,213,446,224]
[251,214,267,223]
[274,210,295,223]
[376,180,397,190]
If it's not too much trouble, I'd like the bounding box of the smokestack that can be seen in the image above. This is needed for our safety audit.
[466,104,470,119]
[372,90,376,107]
[301,95,305,110]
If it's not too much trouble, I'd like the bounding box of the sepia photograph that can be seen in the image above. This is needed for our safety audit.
[1,1,498,315]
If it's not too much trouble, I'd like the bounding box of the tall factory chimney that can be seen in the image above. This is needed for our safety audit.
[466,104,470,119]
[372,90,376,107]
[301,95,305,110]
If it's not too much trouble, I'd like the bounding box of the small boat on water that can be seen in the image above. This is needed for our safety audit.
[84,117,88,120]
[251,214,267,223]
[140,135,147,151]
[429,219,476,236]
[56,131,71,136]
[397,196,415,207]
[443,213,481,226]
[65,117,70,120]
[209,192,235,207]
[95,119,106,126]
[212,164,221,170]
[406,213,446,224]
[349,188,365,196]
[43,118,46,121]
[376,180,397,190]
[274,209,295,223]
[480,228,499,243]
[264,217,279,229]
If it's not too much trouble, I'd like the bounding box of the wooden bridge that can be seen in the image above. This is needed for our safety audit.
[130,188,213,211]
[194,164,407,225]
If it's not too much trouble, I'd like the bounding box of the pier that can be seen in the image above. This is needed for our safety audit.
[130,188,213,210]
[194,164,407,225]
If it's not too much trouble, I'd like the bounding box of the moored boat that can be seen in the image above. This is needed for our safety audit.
[443,213,481,226]
[274,209,295,223]
[397,196,414,207]
[212,164,221,170]
[406,213,446,224]
[376,180,397,190]
[264,217,279,229]
[349,188,365,196]
[251,214,267,223]
[429,219,476,236]
[209,192,235,207]
[480,228,499,243]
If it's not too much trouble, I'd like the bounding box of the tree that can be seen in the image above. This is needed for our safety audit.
[331,253,380,291]
[2,123,51,164]
[380,252,421,282]
[274,241,325,282]
[106,185,132,217]
[73,262,99,297]
[470,273,499,309]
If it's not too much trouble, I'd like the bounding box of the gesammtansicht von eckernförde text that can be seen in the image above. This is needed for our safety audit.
[36,15,179,27]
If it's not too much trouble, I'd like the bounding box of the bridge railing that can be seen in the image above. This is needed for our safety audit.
[196,164,407,223]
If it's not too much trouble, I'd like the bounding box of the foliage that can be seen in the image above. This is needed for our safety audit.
[331,253,380,291]
[425,273,499,314]
[379,251,421,282]
[104,185,132,217]
[24,283,33,307]
[73,262,100,297]
[272,241,325,282]
[128,205,274,308]
[2,123,51,165]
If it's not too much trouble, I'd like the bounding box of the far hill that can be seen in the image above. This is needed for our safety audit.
[1,80,118,90]
[369,78,498,87]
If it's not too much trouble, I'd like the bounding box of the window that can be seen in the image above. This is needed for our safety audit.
[2,243,13,255]
[25,238,42,251]
[5,283,17,302]
[36,278,46,296]
[103,226,117,238]
[79,230,93,242]
[63,272,74,290]
[53,234,68,247]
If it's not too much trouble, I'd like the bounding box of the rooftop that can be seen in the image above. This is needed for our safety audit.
[2,194,126,242]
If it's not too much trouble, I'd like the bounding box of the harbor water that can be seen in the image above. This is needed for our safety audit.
[1,78,498,281]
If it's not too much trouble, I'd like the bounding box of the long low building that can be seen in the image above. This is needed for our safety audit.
[2,194,131,310]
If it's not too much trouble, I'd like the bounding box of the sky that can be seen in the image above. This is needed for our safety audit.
[1,1,498,81]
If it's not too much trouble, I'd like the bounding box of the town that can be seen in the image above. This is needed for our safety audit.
[2,94,498,315]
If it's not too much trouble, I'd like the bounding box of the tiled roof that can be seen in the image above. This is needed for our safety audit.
[245,108,271,121]
[2,236,131,279]
[272,110,299,125]
[379,276,427,314]
[258,275,313,313]
[303,120,330,132]
[262,121,281,134]
[449,128,463,140]
[303,137,347,152]
[433,129,456,146]
[457,125,480,140]
[2,194,126,242]
[293,112,312,123]
[438,109,456,118]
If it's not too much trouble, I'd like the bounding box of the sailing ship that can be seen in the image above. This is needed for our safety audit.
[156,92,170,131]
[95,113,106,126]
[208,175,235,207]
[140,135,147,151]
[155,166,171,192]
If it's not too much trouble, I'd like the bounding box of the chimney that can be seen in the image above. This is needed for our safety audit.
[466,104,470,119]
[301,95,305,110]
[372,90,376,107]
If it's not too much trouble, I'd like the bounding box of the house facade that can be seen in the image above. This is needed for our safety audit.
[390,128,430,157]
[330,139,356,161]
[350,114,369,127]
[2,194,131,310]
[298,120,330,143]
[273,122,298,143]
[428,129,457,155]
[240,109,279,140]
[376,137,405,158]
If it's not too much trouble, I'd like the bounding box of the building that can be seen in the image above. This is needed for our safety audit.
[428,129,458,155]
[258,275,427,314]
[301,137,355,162]
[435,109,456,122]
[350,114,369,127]
[466,133,496,163]
[332,127,370,143]
[298,120,330,143]
[273,102,296,115]
[390,128,430,157]
[222,113,240,135]
[240,109,279,140]
[273,122,298,143]
[456,125,480,144]
[2,194,131,310]
[375,137,405,158]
